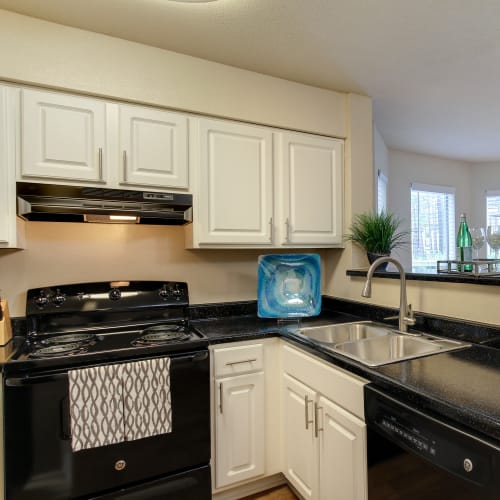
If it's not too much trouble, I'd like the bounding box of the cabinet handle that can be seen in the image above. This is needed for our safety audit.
[269,217,273,243]
[285,218,290,243]
[225,358,257,366]
[122,150,128,182]
[219,382,223,414]
[314,403,323,438]
[98,148,103,180]
[304,395,313,430]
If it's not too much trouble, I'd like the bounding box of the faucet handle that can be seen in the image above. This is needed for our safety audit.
[383,314,399,322]
[405,304,416,325]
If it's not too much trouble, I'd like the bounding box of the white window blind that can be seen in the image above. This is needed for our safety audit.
[486,190,500,257]
[377,170,388,215]
[410,183,456,272]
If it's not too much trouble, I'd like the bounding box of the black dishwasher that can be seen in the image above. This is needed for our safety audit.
[364,384,500,499]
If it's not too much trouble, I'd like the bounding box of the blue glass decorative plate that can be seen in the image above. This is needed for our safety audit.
[257,254,321,318]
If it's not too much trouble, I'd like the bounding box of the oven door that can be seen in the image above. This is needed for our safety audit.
[365,385,500,500]
[4,350,210,500]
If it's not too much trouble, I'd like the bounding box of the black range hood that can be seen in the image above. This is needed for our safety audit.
[17,182,193,225]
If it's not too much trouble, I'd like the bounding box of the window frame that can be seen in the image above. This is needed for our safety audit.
[410,182,456,272]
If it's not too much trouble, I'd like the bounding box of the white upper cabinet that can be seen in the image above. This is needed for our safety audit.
[276,131,343,246]
[118,105,188,189]
[21,89,106,183]
[187,118,344,248]
[19,88,189,192]
[0,85,25,249]
[192,117,274,245]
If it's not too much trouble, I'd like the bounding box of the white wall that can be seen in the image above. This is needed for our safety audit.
[339,134,500,326]
[387,149,472,268]
[0,9,346,138]
[373,124,389,212]
[469,161,500,228]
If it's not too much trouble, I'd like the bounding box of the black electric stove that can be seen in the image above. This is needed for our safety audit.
[6,280,208,374]
[3,280,212,500]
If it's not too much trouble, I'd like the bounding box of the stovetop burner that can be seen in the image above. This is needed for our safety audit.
[29,343,88,358]
[7,281,208,374]
[133,324,191,346]
[42,333,97,345]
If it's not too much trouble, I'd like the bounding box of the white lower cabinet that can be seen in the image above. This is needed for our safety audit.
[318,395,367,500]
[283,374,318,499]
[215,371,265,487]
[211,339,281,492]
[282,343,368,500]
[211,339,367,499]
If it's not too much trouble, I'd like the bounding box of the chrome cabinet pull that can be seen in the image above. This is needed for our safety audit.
[314,403,323,438]
[285,217,290,243]
[269,217,274,243]
[219,382,223,414]
[122,150,127,182]
[305,395,313,429]
[225,358,257,366]
[98,147,103,180]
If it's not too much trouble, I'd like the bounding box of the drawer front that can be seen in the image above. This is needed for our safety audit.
[282,343,367,420]
[213,343,264,377]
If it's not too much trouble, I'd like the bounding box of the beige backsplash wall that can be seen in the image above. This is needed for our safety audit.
[0,222,328,317]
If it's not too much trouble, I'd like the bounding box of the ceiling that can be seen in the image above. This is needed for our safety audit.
[1,0,500,162]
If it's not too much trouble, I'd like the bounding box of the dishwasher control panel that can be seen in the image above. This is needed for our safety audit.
[364,384,499,488]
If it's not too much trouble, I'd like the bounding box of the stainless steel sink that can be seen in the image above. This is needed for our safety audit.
[334,334,443,366]
[292,321,470,366]
[296,321,389,344]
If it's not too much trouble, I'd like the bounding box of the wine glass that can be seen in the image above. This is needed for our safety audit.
[470,227,485,260]
[487,225,500,269]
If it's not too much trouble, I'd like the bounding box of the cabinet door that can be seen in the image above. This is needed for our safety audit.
[215,372,265,488]
[317,395,367,500]
[0,86,11,244]
[119,105,188,189]
[282,374,318,500]
[196,118,273,245]
[278,132,343,245]
[21,89,106,183]
[0,86,24,249]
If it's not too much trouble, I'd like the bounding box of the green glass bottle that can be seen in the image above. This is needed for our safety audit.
[456,213,473,272]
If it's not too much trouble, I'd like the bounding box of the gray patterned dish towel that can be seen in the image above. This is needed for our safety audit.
[68,357,172,452]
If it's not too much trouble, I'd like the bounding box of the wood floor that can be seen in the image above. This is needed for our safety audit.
[240,485,299,500]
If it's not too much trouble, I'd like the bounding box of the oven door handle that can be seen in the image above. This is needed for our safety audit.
[175,351,209,363]
[6,372,68,386]
[6,351,209,387]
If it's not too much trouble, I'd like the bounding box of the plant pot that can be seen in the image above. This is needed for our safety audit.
[367,252,390,271]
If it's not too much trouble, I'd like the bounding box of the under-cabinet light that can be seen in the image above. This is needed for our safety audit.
[84,214,140,224]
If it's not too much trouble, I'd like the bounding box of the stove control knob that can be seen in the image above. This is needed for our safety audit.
[34,290,50,310]
[52,289,66,307]
[172,284,184,299]
[109,288,122,301]
[158,285,170,300]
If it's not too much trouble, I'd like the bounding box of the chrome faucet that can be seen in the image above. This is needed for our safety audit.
[361,256,416,332]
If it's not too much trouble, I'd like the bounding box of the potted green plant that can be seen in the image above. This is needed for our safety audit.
[345,211,409,269]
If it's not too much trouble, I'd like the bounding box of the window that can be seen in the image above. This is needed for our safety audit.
[377,170,388,215]
[486,190,500,258]
[410,183,456,272]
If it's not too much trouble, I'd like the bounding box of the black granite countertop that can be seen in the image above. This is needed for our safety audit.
[192,301,500,445]
[347,267,500,286]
